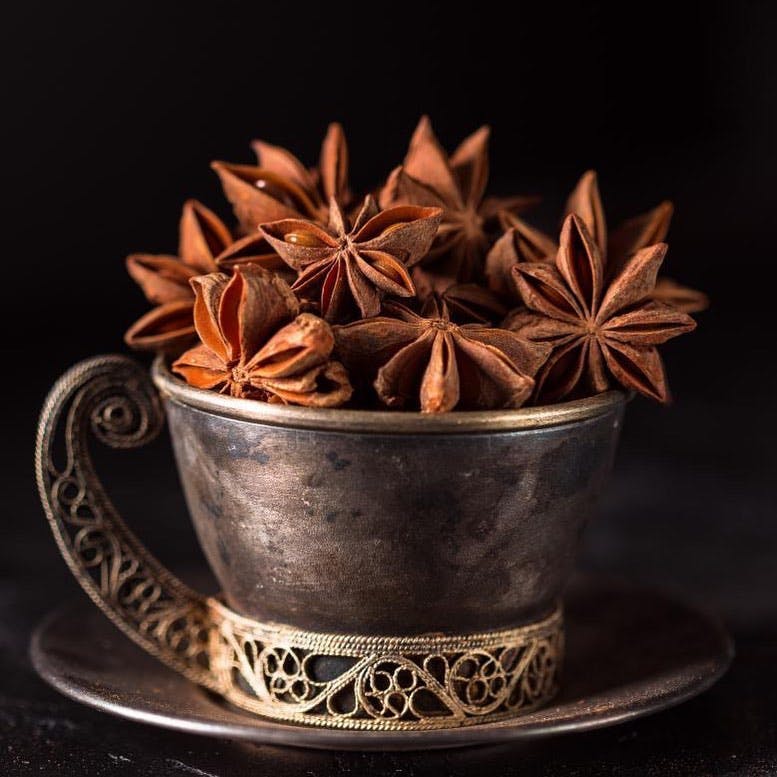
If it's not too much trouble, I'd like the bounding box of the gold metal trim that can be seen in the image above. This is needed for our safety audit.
[152,356,624,434]
[35,354,562,731]
[207,598,562,729]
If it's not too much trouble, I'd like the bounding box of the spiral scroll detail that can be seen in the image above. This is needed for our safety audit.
[34,355,217,689]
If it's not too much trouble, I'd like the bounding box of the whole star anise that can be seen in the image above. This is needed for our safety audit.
[486,170,707,314]
[509,214,696,403]
[379,116,535,283]
[411,266,507,324]
[567,170,671,276]
[172,266,352,406]
[568,174,709,313]
[125,200,232,352]
[485,216,558,299]
[260,196,442,323]
[334,299,550,413]
[212,123,350,231]
[214,231,294,282]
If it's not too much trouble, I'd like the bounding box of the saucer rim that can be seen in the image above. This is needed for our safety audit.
[29,584,734,751]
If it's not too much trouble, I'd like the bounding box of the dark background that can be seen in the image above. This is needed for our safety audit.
[2,1,775,774]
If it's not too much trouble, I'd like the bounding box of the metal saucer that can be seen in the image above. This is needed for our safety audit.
[29,579,733,751]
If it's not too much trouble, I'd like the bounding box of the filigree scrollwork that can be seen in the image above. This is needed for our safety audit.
[34,356,218,690]
[36,355,563,730]
[207,599,562,730]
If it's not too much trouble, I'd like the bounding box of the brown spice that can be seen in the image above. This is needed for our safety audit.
[411,266,507,324]
[380,116,535,282]
[125,200,231,352]
[212,123,351,231]
[261,196,441,323]
[488,171,708,313]
[126,119,705,411]
[509,214,696,403]
[172,266,352,407]
[334,298,549,413]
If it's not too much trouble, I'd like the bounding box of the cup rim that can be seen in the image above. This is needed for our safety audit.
[152,356,626,434]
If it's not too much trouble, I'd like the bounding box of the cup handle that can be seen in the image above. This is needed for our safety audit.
[34,355,221,691]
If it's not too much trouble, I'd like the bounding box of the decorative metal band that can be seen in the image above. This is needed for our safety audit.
[207,599,562,730]
[35,355,562,731]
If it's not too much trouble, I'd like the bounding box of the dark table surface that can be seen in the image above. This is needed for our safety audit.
[4,0,776,772]
[3,384,776,776]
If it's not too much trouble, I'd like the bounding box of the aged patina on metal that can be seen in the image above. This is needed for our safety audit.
[35,355,625,731]
[154,361,625,635]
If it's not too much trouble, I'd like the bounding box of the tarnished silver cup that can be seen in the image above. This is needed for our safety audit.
[36,355,625,730]
[154,360,625,635]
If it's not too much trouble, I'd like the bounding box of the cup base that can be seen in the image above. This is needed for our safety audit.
[206,598,562,730]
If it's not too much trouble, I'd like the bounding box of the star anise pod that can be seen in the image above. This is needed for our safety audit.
[567,170,670,274]
[485,216,558,299]
[334,299,550,413]
[172,266,352,407]
[212,123,350,231]
[651,277,710,314]
[125,200,232,352]
[214,231,294,282]
[487,170,708,313]
[379,116,535,283]
[509,214,696,403]
[567,173,710,313]
[260,196,442,323]
[411,266,507,324]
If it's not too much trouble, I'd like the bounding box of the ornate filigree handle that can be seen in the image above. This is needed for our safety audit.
[34,355,219,691]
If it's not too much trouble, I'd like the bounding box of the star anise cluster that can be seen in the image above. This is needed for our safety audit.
[124,118,705,411]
